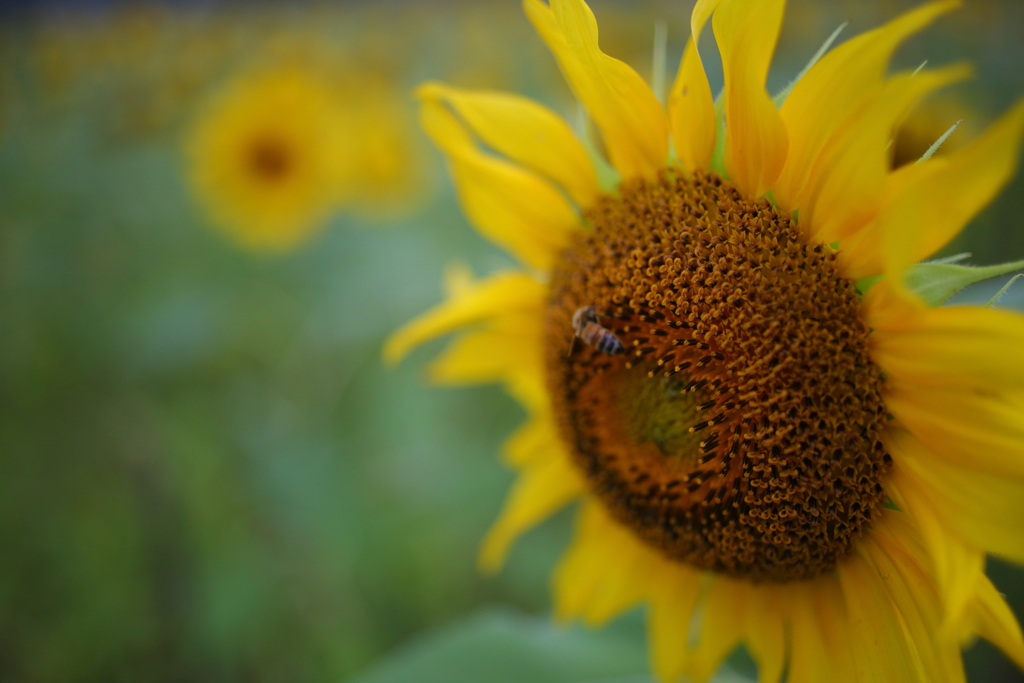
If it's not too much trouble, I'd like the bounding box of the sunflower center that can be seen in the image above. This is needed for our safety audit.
[545,172,891,582]
[249,137,292,181]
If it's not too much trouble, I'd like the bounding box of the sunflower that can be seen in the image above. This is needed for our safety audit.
[386,1,1024,680]
[186,67,351,251]
[339,72,428,217]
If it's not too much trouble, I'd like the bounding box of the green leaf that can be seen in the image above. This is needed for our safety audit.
[347,608,756,683]
[857,254,969,294]
[987,274,1024,307]
[855,258,1024,306]
[904,259,1024,307]
[345,608,650,683]
[772,22,848,107]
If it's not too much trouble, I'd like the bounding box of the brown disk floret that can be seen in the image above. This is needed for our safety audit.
[545,171,892,582]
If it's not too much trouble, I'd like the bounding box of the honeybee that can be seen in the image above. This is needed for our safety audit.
[571,305,624,355]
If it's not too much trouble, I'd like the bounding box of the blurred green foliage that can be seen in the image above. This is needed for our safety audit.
[0,1,1023,682]
[0,111,547,680]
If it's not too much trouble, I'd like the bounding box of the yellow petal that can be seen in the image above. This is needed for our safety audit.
[834,160,941,283]
[553,500,622,621]
[971,574,1024,671]
[647,566,704,683]
[420,97,579,270]
[888,383,1024,479]
[838,536,928,683]
[579,536,662,626]
[870,303,1024,388]
[787,579,856,683]
[687,576,749,682]
[713,0,788,198]
[524,0,668,179]
[427,320,540,387]
[864,515,968,683]
[501,411,559,467]
[803,65,971,243]
[787,589,831,683]
[384,269,545,365]
[774,0,960,213]
[744,586,787,683]
[881,99,1024,289]
[687,578,788,683]
[667,0,720,172]
[418,82,600,208]
[886,451,986,634]
[886,424,1024,564]
[856,275,923,332]
[505,371,550,418]
[553,499,669,623]
[479,450,585,572]
[835,221,885,280]
[562,517,652,625]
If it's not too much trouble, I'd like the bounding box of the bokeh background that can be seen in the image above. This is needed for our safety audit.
[1,1,1023,681]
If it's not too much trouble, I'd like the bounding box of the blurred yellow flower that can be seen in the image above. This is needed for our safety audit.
[342,74,427,216]
[186,68,351,251]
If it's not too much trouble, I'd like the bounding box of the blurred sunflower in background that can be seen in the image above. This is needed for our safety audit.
[389,0,1024,680]
[340,72,428,217]
[185,67,352,251]
[185,63,430,249]
[18,5,435,252]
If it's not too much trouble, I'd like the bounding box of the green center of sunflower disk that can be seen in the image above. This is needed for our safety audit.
[544,172,892,582]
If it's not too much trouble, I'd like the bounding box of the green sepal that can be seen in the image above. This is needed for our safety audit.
[857,257,1024,306]
[591,153,621,194]
[921,253,973,265]
[772,22,848,107]
[855,276,881,296]
[905,259,1024,307]
[709,90,728,178]
[882,497,901,511]
[987,274,1023,306]
[576,104,620,193]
